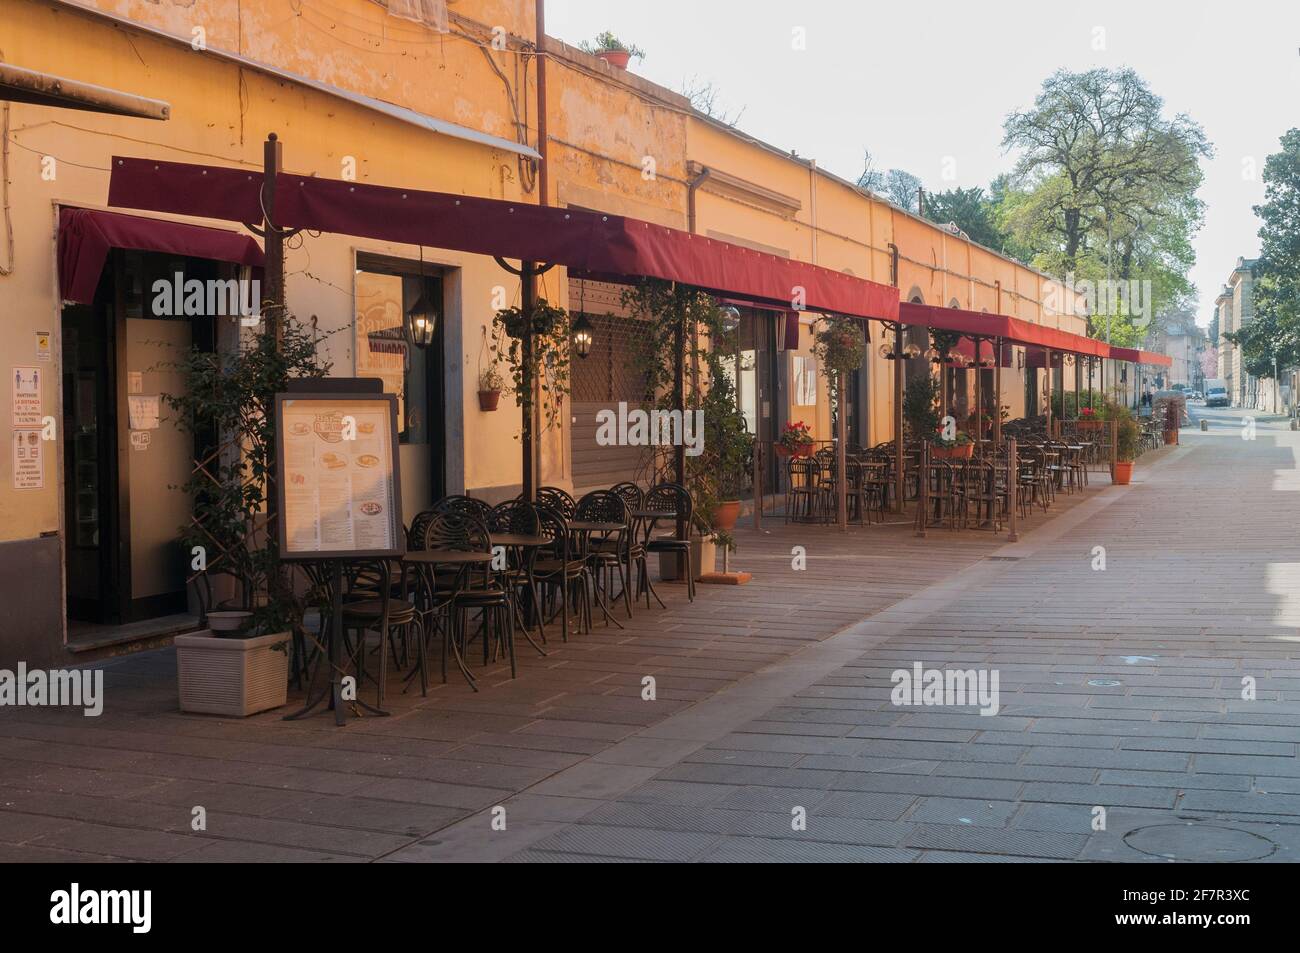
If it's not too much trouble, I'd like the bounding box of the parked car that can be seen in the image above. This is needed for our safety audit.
[1204,379,1230,407]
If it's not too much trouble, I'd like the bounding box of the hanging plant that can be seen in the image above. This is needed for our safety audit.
[490,299,572,435]
[813,315,866,382]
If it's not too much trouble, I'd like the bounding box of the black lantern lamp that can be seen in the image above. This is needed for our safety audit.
[405,248,438,349]
[719,305,742,334]
[572,313,594,359]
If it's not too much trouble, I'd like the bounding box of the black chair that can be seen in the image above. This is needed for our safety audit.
[537,486,576,520]
[609,482,644,513]
[340,558,419,711]
[487,499,546,644]
[576,489,631,624]
[424,511,516,685]
[432,494,492,522]
[641,482,695,604]
[532,505,591,642]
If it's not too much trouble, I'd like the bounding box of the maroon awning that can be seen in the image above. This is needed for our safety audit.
[106,156,901,323]
[898,301,1110,358]
[1109,346,1172,367]
[58,206,264,304]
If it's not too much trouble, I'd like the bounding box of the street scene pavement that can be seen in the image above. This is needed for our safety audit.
[2,405,1297,863]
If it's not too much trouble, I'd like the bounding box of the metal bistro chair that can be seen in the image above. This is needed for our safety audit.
[785,456,825,524]
[576,489,632,623]
[340,558,420,712]
[641,482,696,605]
[487,498,546,645]
[537,486,577,520]
[532,504,592,642]
[425,511,517,684]
[432,494,493,523]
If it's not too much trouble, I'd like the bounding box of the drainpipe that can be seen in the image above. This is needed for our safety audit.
[535,0,549,207]
[886,243,903,513]
[687,166,711,235]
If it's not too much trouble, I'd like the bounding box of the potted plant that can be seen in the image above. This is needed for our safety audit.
[491,299,572,439]
[580,31,645,70]
[478,363,503,412]
[776,420,816,458]
[1108,405,1140,485]
[164,311,331,716]
[1077,406,1103,431]
[929,426,974,460]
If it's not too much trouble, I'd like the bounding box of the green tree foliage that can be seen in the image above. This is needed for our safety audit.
[1232,130,1300,379]
[922,187,1007,252]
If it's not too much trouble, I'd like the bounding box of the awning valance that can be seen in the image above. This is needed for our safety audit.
[1109,346,1173,367]
[897,301,1110,358]
[106,157,901,324]
[58,207,265,304]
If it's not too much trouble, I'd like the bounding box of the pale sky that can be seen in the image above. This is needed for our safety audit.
[547,0,1300,328]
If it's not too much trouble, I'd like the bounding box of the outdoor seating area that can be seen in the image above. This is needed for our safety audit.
[282,482,700,720]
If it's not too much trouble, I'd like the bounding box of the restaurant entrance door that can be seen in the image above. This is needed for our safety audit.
[61,249,219,626]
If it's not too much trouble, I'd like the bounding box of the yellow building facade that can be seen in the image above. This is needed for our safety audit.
[0,0,1083,663]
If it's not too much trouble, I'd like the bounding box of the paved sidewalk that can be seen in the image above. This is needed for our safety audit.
[5,413,1298,862]
[399,407,1300,863]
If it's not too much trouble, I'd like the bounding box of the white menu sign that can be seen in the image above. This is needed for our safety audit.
[278,395,401,557]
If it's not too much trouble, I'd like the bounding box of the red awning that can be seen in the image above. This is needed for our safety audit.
[106,157,900,323]
[897,301,1110,358]
[58,207,265,304]
[1108,346,1172,367]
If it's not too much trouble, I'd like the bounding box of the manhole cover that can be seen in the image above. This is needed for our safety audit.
[1087,678,1122,687]
[1124,823,1276,862]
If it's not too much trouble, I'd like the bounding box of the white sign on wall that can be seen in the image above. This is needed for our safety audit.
[12,429,43,489]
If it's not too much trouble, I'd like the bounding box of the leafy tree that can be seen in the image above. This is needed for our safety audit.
[857,152,922,212]
[922,186,1008,251]
[999,68,1210,342]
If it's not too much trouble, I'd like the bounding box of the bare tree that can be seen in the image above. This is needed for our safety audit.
[680,76,746,128]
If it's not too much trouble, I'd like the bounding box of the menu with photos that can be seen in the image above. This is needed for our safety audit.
[278,396,401,557]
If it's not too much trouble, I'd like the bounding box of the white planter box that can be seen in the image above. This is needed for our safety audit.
[658,537,715,582]
[175,630,290,717]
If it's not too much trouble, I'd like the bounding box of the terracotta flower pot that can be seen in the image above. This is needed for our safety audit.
[1113,460,1134,485]
[776,444,814,459]
[711,500,741,531]
[932,444,973,460]
[596,49,631,69]
[478,390,501,412]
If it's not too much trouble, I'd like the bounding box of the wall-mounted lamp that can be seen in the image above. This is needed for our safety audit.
[572,313,594,359]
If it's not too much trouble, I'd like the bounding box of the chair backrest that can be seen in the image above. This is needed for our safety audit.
[537,485,576,520]
[535,505,572,561]
[488,499,540,536]
[788,456,819,487]
[609,481,644,513]
[432,494,492,522]
[643,482,693,528]
[408,509,437,551]
[425,511,492,552]
[575,489,629,526]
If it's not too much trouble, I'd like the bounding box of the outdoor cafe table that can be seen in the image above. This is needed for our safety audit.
[486,532,551,653]
[402,548,493,689]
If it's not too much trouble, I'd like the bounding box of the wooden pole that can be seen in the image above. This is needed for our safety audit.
[915,440,928,537]
[973,338,982,447]
[993,337,1003,446]
[836,370,847,530]
[674,288,687,568]
[1044,347,1053,435]
[894,325,905,513]
[1007,437,1019,542]
[520,262,536,501]
[752,437,762,533]
[262,134,285,585]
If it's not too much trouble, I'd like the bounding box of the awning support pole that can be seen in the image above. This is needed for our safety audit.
[894,323,905,514]
[973,338,982,444]
[1044,347,1053,436]
[993,337,1003,446]
[837,369,847,530]
[521,261,536,501]
[674,284,687,569]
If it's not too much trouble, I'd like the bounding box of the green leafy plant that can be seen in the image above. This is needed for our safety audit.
[620,280,753,530]
[903,373,941,438]
[778,420,815,453]
[491,299,572,436]
[478,363,503,392]
[813,315,866,389]
[580,31,645,60]
[164,313,333,637]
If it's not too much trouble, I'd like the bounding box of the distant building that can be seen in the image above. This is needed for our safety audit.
[1147,315,1205,391]
[1215,258,1282,412]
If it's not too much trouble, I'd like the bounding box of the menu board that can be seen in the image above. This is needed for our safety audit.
[275,393,403,559]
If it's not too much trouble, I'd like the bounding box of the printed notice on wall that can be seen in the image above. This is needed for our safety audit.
[12,429,43,489]
[277,395,401,558]
[12,366,42,427]
[35,331,51,362]
[128,395,160,431]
